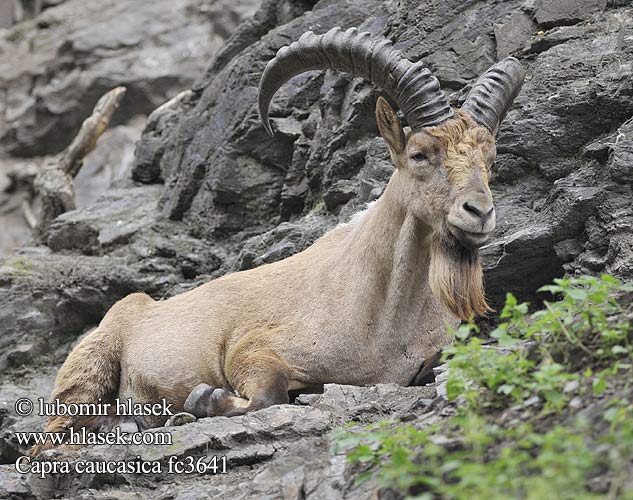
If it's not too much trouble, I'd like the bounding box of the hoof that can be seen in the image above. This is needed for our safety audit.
[165,412,197,427]
[184,384,248,417]
[184,383,216,417]
[210,388,232,414]
[210,388,249,416]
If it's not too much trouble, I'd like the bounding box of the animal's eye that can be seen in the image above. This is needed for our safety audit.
[410,152,428,162]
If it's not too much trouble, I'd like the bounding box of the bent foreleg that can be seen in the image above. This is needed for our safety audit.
[185,344,291,417]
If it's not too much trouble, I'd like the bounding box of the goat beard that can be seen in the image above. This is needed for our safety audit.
[428,232,491,321]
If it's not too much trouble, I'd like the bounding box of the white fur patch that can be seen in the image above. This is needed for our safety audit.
[341,201,376,227]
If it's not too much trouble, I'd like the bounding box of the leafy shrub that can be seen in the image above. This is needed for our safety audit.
[333,275,633,499]
[446,274,631,411]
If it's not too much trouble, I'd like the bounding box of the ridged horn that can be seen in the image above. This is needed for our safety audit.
[461,57,525,134]
[258,27,454,136]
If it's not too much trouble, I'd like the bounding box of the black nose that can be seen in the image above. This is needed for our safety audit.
[462,201,494,221]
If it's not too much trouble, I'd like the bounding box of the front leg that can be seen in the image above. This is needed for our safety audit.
[184,346,290,417]
[184,384,249,417]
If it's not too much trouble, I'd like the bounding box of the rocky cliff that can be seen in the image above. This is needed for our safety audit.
[0,0,632,498]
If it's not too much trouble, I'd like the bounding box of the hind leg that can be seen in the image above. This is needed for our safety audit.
[30,293,154,456]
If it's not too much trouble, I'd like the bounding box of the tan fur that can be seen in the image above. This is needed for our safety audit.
[33,100,500,453]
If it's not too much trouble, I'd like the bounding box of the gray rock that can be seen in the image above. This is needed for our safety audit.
[0,2,15,29]
[0,0,259,157]
[141,0,633,309]
[494,10,537,59]
[0,466,30,498]
[569,396,583,410]
[608,119,633,184]
[0,369,56,461]
[433,370,450,400]
[73,117,146,210]
[233,213,335,272]
[535,0,607,28]
[156,0,391,236]
[0,102,143,261]
[0,158,40,259]
[15,383,443,499]
[295,384,437,422]
[165,412,197,427]
[323,180,357,212]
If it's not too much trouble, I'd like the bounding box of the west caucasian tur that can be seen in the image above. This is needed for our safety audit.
[32,27,525,453]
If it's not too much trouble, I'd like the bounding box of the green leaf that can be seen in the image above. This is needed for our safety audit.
[603,407,620,423]
[600,274,619,285]
[566,288,588,301]
[349,444,374,462]
[490,329,518,347]
[538,284,563,295]
[390,447,410,467]
[593,377,607,395]
[354,469,374,486]
[498,384,515,395]
[446,378,466,400]
[455,325,472,340]
[611,345,628,355]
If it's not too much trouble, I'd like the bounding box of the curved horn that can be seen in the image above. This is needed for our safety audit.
[258,27,454,136]
[461,57,525,134]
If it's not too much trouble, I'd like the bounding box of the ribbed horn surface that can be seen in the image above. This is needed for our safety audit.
[258,27,454,136]
[460,57,525,134]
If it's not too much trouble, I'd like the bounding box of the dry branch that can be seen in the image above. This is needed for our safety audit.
[21,199,37,229]
[33,86,126,238]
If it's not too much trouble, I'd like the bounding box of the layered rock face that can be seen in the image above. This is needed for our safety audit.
[0,0,260,158]
[132,0,633,303]
[0,0,632,498]
[0,0,259,257]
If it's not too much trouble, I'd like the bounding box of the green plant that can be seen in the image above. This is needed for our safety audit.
[332,275,633,499]
[443,333,577,412]
[333,414,605,500]
[445,274,632,411]
[535,275,632,364]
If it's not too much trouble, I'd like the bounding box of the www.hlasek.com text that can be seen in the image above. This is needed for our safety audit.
[15,425,173,448]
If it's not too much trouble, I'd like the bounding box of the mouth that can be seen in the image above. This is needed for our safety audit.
[446,223,492,248]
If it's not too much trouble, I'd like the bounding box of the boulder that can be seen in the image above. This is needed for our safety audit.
[535,0,607,28]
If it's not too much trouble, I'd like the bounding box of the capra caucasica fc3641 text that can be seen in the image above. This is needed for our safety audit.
[32,27,525,454]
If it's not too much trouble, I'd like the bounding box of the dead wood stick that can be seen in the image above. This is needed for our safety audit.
[33,86,126,238]
[60,86,127,177]
[21,199,37,229]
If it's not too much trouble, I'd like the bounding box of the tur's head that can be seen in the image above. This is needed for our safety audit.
[258,27,525,319]
[375,102,498,248]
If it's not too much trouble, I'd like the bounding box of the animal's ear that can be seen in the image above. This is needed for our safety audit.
[376,97,405,156]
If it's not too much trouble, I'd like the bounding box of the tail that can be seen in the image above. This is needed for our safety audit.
[29,325,122,455]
